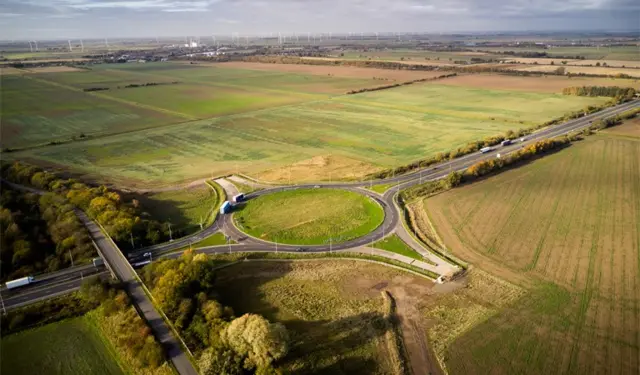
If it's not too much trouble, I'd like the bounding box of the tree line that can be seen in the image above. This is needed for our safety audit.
[400,107,640,201]
[142,251,290,375]
[562,86,636,99]
[0,186,95,281]
[83,81,180,92]
[238,55,639,80]
[1,162,171,252]
[346,73,457,95]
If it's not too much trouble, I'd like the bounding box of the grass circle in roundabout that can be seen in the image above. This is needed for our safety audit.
[233,188,384,245]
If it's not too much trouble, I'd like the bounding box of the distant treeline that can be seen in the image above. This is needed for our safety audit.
[562,86,636,98]
[1,162,171,252]
[476,50,587,60]
[346,73,457,94]
[239,55,638,80]
[83,81,179,92]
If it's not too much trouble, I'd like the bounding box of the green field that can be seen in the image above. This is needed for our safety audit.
[1,316,125,375]
[214,259,432,374]
[135,183,219,235]
[420,125,640,374]
[234,188,384,244]
[372,234,423,260]
[10,67,607,187]
[0,74,183,148]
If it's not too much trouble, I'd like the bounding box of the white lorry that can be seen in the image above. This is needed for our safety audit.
[5,276,35,290]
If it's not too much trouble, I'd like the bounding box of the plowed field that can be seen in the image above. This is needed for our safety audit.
[424,124,640,374]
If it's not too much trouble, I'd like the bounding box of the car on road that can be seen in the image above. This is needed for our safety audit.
[296,247,306,252]
[313,185,320,188]
[520,137,527,142]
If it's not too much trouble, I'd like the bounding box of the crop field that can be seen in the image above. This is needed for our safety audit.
[12,76,608,187]
[234,188,384,244]
[1,316,124,375]
[214,259,436,374]
[0,74,182,148]
[1,61,449,151]
[422,126,640,374]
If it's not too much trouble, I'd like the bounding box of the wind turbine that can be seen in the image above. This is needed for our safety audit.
[68,40,72,52]
[80,39,84,53]
[28,41,33,52]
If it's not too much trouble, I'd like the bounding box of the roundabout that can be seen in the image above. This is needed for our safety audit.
[233,188,384,245]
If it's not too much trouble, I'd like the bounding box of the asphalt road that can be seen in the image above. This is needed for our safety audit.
[1,265,107,311]
[4,100,638,317]
[77,211,199,375]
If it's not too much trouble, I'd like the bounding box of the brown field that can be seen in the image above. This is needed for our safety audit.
[420,129,640,374]
[437,73,640,93]
[21,66,85,74]
[510,63,640,78]
[217,61,448,81]
[0,67,25,75]
[301,56,456,66]
[602,117,640,138]
[254,155,382,183]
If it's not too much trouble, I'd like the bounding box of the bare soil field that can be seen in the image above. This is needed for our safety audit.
[602,117,640,138]
[254,154,382,183]
[421,129,640,374]
[217,61,448,81]
[0,67,25,75]
[301,56,456,66]
[21,66,85,73]
[437,73,640,93]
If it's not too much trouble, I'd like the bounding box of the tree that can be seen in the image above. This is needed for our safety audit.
[444,171,463,188]
[198,347,243,375]
[223,314,289,369]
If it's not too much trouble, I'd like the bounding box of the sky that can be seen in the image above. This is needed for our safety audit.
[1,0,639,40]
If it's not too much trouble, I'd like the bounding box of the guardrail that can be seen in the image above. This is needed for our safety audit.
[93,219,199,370]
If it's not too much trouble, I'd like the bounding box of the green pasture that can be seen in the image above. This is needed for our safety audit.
[0,75,181,148]
[1,316,125,375]
[1,62,390,149]
[234,188,384,245]
[13,80,606,186]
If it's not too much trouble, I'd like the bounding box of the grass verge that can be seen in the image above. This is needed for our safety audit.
[372,234,423,261]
